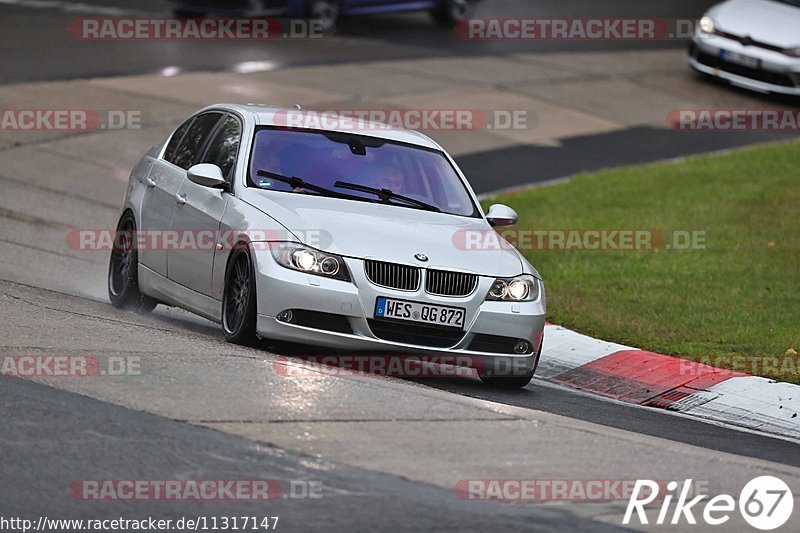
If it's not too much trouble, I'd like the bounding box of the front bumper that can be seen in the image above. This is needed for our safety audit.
[252,250,545,375]
[689,31,800,96]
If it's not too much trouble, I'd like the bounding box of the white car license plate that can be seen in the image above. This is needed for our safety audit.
[720,49,759,69]
[374,297,465,329]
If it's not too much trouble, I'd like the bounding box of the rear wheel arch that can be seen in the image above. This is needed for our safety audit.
[107,210,158,313]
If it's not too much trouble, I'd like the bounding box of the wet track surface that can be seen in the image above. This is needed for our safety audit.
[412,375,800,467]
[461,125,800,194]
[2,376,625,531]
[0,0,721,83]
[2,0,797,196]
[3,277,797,470]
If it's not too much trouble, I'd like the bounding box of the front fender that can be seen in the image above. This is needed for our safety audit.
[213,196,299,302]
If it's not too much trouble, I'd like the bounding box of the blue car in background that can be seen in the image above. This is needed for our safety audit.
[170,0,480,31]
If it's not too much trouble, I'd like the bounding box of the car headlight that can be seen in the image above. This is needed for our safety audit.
[486,275,539,302]
[699,15,716,34]
[269,243,351,281]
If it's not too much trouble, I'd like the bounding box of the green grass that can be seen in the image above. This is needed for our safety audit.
[485,141,800,382]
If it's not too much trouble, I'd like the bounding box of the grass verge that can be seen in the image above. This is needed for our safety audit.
[485,141,800,383]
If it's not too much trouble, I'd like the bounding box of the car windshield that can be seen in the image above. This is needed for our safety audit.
[248,128,479,217]
[775,0,800,6]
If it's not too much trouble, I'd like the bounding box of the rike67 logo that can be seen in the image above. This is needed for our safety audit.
[624,476,793,530]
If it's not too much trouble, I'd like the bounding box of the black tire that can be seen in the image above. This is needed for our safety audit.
[108,212,158,313]
[307,0,339,34]
[431,0,476,27]
[222,245,258,345]
[478,338,542,388]
[173,8,205,18]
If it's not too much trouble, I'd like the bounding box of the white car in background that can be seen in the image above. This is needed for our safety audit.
[108,104,546,388]
[689,0,800,95]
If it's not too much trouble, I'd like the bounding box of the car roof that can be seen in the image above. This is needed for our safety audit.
[202,103,443,151]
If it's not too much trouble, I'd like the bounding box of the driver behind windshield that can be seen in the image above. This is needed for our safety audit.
[375,165,406,194]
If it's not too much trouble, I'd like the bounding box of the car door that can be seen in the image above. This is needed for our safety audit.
[138,117,195,276]
[167,113,241,296]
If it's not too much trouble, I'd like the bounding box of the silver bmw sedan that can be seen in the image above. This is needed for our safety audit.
[108,104,545,387]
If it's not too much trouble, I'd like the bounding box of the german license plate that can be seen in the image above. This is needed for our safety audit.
[374,297,465,329]
[720,49,759,69]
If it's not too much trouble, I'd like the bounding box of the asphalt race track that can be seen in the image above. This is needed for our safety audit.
[2,278,799,531]
[2,377,622,532]
[1,0,723,83]
[1,0,797,193]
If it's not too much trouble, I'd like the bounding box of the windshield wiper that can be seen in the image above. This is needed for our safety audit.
[333,181,441,212]
[256,170,353,199]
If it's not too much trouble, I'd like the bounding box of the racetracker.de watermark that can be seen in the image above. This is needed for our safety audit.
[67,228,332,252]
[679,353,800,378]
[273,109,531,131]
[452,229,707,252]
[456,479,681,502]
[68,18,324,40]
[456,18,700,40]
[0,355,140,377]
[0,109,140,131]
[273,355,539,379]
[668,109,800,131]
[68,479,323,501]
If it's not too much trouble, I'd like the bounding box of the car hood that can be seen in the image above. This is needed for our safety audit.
[710,0,800,47]
[243,192,527,278]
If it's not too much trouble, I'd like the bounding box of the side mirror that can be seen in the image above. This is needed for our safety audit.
[486,204,518,227]
[187,163,228,190]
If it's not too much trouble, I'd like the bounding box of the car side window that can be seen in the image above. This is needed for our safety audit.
[200,115,242,182]
[171,112,223,170]
[163,117,193,164]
